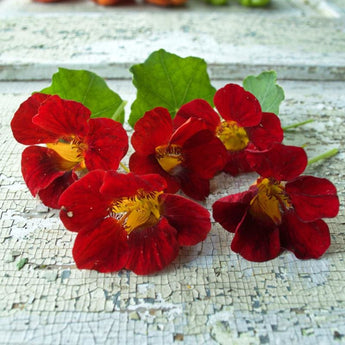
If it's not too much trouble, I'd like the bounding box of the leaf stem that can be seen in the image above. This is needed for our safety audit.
[120,162,130,173]
[308,148,339,165]
[283,119,314,131]
[112,100,127,122]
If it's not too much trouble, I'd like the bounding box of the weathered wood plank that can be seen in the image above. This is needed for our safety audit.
[1,79,344,344]
[1,0,345,81]
[0,0,325,15]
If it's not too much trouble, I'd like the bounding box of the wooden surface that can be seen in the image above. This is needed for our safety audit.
[1,1,345,344]
[1,0,345,81]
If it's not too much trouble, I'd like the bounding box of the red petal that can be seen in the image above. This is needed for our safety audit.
[212,190,254,233]
[280,212,330,259]
[85,118,128,171]
[134,173,168,193]
[38,171,78,209]
[223,150,253,176]
[182,129,227,179]
[178,171,210,201]
[21,146,68,196]
[10,93,57,145]
[100,172,168,199]
[161,194,211,245]
[73,218,129,273]
[59,170,110,233]
[126,218,179,275]
[32,95,90,139]
[246,143,308,181]
[129,152,159,175]
[286,176,339,222]
[231,214,281,262]
[246,112,283,150]
[214,84,262,127]
[170,117,209,146]
[131,107,173,155]
[129,153,180,194]
[174,99,220,131]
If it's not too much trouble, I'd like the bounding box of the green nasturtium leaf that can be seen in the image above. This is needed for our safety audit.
[129,49,216,128]
[40,68,126,123]
[243,71,284,115]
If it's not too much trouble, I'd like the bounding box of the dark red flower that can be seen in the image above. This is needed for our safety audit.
[59,171,211,275]
[174,84,283,175]
[129,107,227,200]
[11,93,128,208]
[213,143,339,262]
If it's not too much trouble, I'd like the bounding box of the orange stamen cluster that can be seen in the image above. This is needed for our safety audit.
[47,136,87,171]
[216,120,249,152]
[111,190,163,234]
[249,178,291,225]
[155,144,184,174]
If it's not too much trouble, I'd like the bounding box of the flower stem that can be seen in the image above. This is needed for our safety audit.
[308,148,339,165]
[283,119,314,131]
[120,162,130,173]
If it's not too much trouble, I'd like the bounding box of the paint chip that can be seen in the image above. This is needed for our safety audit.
[174,334,184,341]
[16,258,28,270]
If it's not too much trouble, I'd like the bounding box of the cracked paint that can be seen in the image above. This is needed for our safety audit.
[0,67,345,344]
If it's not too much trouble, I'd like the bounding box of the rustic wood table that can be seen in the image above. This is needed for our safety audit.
[0,0,344,344]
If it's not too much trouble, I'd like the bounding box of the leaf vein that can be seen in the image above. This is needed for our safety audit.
[159,52,178,109]
[180,69,195,107]
[82,73,96,104]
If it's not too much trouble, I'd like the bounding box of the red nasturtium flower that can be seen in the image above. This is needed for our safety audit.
[59,171,211,275]
[11,93,128,209]
[212,143,339,262]
[129,107,227,200]
[174,84,283,176]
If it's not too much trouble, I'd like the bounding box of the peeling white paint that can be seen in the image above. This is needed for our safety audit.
[2,209,61,239]
[285,255,331,288]
[1,1,345,340]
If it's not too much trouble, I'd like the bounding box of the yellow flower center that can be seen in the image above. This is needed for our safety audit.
[111,191,162,235]
[155,144,183,175]
[216,120,249,152]
[47,137,87,171]
[249,178,291,225]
